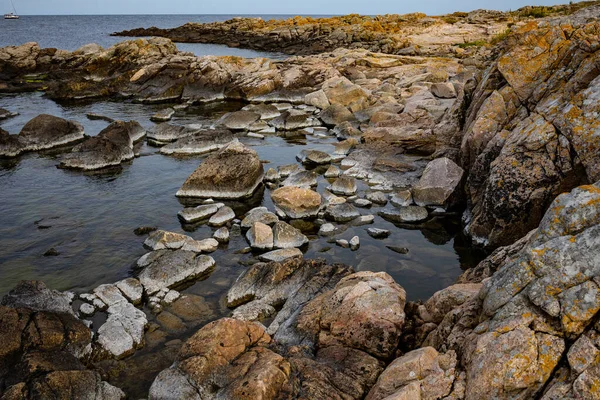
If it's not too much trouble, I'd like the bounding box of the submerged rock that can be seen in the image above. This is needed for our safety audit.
[367,228,390,239]
[59,121,145,170]
[177,140,264,199]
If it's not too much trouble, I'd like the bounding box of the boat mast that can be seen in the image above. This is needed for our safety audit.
[10,0,16,14]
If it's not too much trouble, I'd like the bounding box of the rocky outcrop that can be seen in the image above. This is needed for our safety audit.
[461,19,600,247]
[177,140,264,199]
[59,120,145,170]
[0,283,124,399]
[0,114,85,157]
[112,12,513,57]
[419,181,600,399]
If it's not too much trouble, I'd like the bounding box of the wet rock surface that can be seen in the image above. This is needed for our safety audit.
[177,140,264,199]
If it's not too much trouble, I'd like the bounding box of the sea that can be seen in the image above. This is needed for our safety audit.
[0,14,331,58]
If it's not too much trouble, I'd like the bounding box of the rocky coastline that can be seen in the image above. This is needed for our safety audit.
[1,2,600,399]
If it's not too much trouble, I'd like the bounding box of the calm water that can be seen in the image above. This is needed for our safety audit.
[0,14,333,58]
[0,92,484,301]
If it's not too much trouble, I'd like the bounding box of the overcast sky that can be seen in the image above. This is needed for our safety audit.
[9,0,583,16]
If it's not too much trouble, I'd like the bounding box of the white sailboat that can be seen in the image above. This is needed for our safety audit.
[4,0,19,19]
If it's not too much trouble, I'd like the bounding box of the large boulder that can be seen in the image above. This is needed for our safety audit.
[18,114,85,152]
[412,157,464,208]
[59,120,145,170]
[271,186,322,219]
[297,271,407,359]
[177,140,264,199]
[149,319,289,400]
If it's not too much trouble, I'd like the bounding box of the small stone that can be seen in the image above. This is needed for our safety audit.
[353,215,375,226]
[325,203,360,222]
[241,207,279,230]
[273,221,308,249]
[336,240,350,248]
[330,175,357,196]
[116,278,143,305]
[134,226,158,236]
[79,303,95,317]
[208,206,235,227]
[43,248,60,257]
[213,227,230,243]
[162,290,181,305]
[246,222,274,251]
[259,248,303,262]
[264,168,280,182]
[177,204,221,224]
[181,238,219,253]
[151,108,175,122]
[379,206,429,223]
[350,236,360,251]
[387,246,409,254]
[319,223,337,236]
[390,190,413,207]
[354,199,372,208]
[367,228,391,239]
[366,191,388,205]
[324,165,341,178]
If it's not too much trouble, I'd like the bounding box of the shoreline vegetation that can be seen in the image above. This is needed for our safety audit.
[1,1,600,399]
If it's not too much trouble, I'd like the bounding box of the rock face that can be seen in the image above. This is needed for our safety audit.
[412,157,464,208]
[271,186,322,219]
[177,140,264,199]
[60,120,145,170]
[418,182,600,400]
[461,19,600,247]
[0,114,85,157]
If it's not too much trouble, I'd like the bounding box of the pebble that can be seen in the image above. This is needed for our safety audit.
[387,246,409,255]
[213,227,230,243]
[336,239,350,248]
[367,228,391,239]
[319,223,337,236]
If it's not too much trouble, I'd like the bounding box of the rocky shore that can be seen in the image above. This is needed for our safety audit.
[1,2,600,399]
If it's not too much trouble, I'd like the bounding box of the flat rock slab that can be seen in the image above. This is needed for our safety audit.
[138,250,216,295]
[325,203,361,222]
[151,108,175,122]
[379,206,429,223]
[259,248,303,262]
[160,129,234,155]
[218,110,261,130]
[178,203,222,224]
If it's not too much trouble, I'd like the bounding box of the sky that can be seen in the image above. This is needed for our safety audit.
[7,0,585,16]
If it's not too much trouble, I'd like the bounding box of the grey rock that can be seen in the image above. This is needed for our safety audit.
[213,227,230,243]
[241,207,279,230]
[259,248,303,263]
[278,163,300,178]
[1,280,75,315]
[367,228,391,239]
[336,239,350,248]
[281,170,318,188]
[181,238,219,253]
[273,221,308,249]
[264,167,280,182]
[379,206,428,223]
[354,199,372,208]
[412,157,464,208]
[177,203,221,224]
[350,236,360,251]
[324,165,341,178]
[431,82,457,98]
[366,191,388,205]
[116,278,143,305]
[325,203,361,222]
[208,206,235,227]
[96,301,147,359]
[144,230,190,251]
[160,129,234,155]
[138,250,216,295]
[246,222,274,251]
[297,149,332,165]
[390,190,413,207]
[147,122,201,144]
[151,108,175,122]
[319,223,337,236]
[217,110,260,130]
[330,175,357,196]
